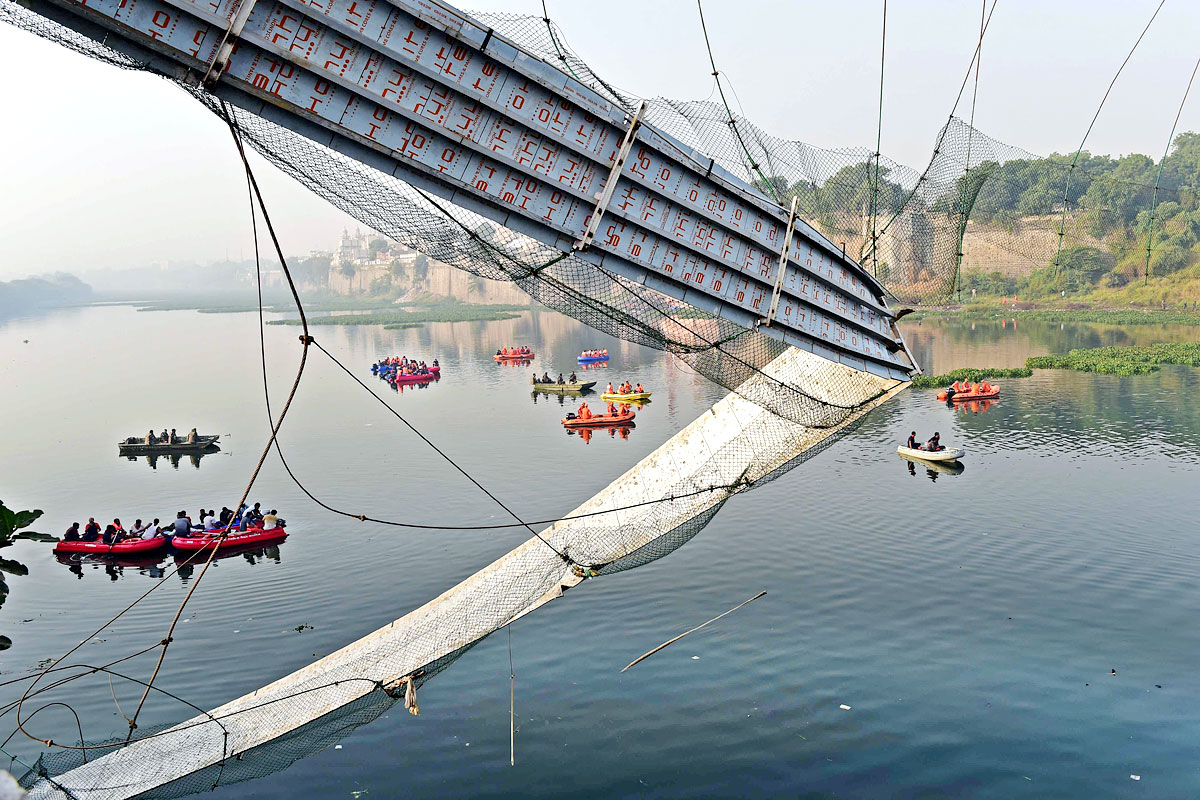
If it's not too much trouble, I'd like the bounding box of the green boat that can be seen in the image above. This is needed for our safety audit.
[532,381,596,393]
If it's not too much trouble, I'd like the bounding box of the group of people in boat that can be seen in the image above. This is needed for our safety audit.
[574,400,632,420]
[580,349,608,358]
[374,355,439,378]
[141,428,200,445]
[535,371,578,385]
[946,379,994,396]
[62,503,283,544]
[906,431,944,452]
[497,346,533,357]
[606,381,643,395]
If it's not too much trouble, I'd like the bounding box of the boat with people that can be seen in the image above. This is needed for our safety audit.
[119,428,218,455]
[600,380,650,402]
[54,536,169,556]
[55,505,287,557]
[937,379,1000,402]
[494,346,534,362]
[372,356,440,384]
[172,527,288,551]
[562,401,636,428]
[577,349,609,363]
[897,430,964,463]
[533,380,596,393]
[897,445,966,463]
[600,391,651,402]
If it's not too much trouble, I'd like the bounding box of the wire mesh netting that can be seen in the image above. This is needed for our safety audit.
[478,11,1190,304]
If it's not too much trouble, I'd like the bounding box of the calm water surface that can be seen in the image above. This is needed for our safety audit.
[1,306,1198,798]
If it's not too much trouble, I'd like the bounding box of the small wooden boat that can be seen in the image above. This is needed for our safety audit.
[118,435,219,455]
[562,409,636,428]
[54,536,170,555]
[896,445,965,463]
[532,381,595,393]
[600,391,651,402]
[577,354,609,363]
[171,527,288,551]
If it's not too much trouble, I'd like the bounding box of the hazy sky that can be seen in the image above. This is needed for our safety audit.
[3,0,1200,279]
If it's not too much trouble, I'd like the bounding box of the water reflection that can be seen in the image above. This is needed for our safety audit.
[122,449,220,469]
[949,397,997,415]
[902,456,966,481]
[567,424,635,444]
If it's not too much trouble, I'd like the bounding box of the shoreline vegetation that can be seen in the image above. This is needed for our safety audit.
[101,293,533,328]
[267,303,529,329]
[913,343,1200,387]
[902,303,1200,326]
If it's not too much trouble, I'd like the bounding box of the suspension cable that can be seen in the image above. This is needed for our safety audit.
[869,0,887,278]
[1052,0,1166,276]
[696,0,783,204]
[1145,51,1200,282]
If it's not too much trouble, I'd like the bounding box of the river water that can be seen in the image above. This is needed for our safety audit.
[2,305,1199,798]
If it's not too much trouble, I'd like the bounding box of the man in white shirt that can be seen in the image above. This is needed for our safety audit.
[141,519,161,539]
[204,512,219,531]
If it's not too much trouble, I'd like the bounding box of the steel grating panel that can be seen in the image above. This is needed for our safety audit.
[15,0,915,377]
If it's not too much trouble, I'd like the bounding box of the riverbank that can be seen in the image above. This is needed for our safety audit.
[905,303,1200,326]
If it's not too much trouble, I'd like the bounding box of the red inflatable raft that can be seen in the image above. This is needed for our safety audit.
[938,388,1000,401]
[54,537,169,556]
[391,371,438,384]
[171,528,288,551]
[562,409,636,428]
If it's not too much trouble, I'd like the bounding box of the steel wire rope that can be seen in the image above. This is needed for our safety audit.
[696,0,784,204]
[863,0,999,263]
[1051,0,1167,277]
[225,106,576,566]
[952,0,988,299]
[1144,51,1200,282]
[115,99,318,745]
[12,98,316,756]
[868,0,887,278]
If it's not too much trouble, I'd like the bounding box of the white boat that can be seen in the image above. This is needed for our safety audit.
[897,445,965,463]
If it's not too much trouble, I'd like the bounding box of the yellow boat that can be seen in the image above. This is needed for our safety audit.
[600,391,651,402]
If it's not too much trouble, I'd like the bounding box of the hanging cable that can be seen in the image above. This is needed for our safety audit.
[1144,51,1200,282]
[864,0,1000,262]
[1052,0,1166,276]
[696,0,783,204]
[868,0,887,278]
[953,0,988,299]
